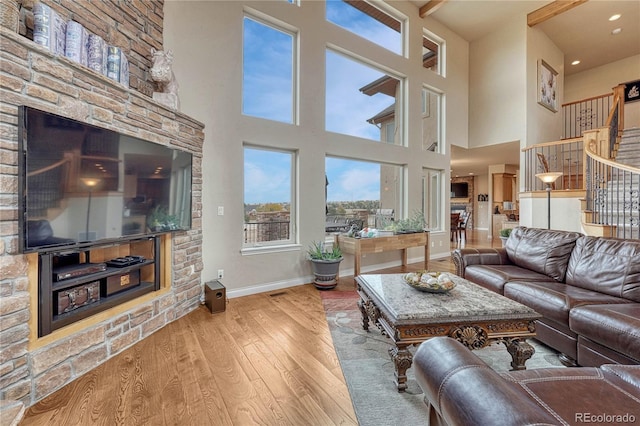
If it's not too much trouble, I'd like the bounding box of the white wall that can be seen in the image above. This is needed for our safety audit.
[519,195,583,232]
[468,16,527,149]
[473,173,489,229]
[525,25,564,147]
[163,1,470,296]
[565,54,640,102]
[565,54,640,129]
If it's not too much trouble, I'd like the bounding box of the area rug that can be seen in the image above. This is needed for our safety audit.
[320,290,564,426]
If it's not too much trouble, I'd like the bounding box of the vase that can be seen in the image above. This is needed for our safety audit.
[310,258,343,290]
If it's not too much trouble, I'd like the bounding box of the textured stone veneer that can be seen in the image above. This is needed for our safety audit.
[0,25,204,405]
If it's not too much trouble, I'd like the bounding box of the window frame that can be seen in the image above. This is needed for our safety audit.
[325,47,405,145]
[242,144,298,252]
[422,168,444,232]
[422,85,443,154]
[242,12,298,125]
[422,29,445,77]
[325,0,407,57]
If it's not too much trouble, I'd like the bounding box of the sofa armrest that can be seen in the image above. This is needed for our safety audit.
[451,248,510,277]
[414,337,557,426]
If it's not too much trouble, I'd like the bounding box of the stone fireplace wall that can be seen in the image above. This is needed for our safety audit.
[450,176,475,229]
[0,1,204,407]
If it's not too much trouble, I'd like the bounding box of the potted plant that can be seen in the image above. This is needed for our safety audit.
[307,241,343,290]
[382,210,426,234]
[499,228,512,247]
[147,205,179,231]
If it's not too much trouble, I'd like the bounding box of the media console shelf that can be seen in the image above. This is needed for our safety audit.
[38,236,161,337]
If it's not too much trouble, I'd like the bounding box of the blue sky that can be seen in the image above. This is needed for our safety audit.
[243,1,401,204]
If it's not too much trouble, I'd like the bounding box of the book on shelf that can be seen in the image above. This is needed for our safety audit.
[33,2,66,55]
[87,34,107,76]
[106,46,130,88]
[64,21,88,66]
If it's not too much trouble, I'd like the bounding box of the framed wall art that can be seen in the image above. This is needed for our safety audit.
[537,59,558,112]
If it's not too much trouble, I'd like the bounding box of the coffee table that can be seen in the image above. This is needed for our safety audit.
[355,273,542,391]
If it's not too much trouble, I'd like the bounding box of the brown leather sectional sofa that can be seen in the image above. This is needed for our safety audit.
[452,226,640,367]
[414,337,640,426]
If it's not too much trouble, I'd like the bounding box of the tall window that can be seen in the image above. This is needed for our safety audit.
[422,87,442,153]
[423,30,444,76]
[422,168,443,231]
[325,157,403,232]
[326,49,403,144]
[326,0,404,55]
[244,146,296,247]
[242,15,295,124]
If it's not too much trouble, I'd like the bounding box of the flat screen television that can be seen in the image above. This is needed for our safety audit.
[450,182,468,198]
[18,106,193,253]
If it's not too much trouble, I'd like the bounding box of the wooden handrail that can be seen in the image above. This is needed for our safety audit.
[27,157,71,177]
[561,93,610,107]
[521,137,582,152]
[585,134,640,174]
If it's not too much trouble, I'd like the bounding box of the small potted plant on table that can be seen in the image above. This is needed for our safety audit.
[308,241,343,290]
[499,228,512,247]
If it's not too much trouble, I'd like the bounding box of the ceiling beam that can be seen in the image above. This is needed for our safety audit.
[419,0,448,18]
[527,0,588,27]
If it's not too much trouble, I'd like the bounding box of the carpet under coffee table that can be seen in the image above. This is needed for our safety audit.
[356,273,542,391]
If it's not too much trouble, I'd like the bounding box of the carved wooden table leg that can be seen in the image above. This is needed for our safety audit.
[357,298,370,331]
[389,344,412,392]
[503,338,535,370]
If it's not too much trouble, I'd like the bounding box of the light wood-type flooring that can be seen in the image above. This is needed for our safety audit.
[22,231,497,425]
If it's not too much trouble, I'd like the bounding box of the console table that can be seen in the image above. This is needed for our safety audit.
[335,232,429,278]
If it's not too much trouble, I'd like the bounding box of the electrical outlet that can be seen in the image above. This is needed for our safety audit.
[217,269,224,279]
[217,206,224,216]
[431,241,435,247]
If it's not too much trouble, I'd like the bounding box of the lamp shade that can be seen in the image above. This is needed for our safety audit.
[535,172,563,184]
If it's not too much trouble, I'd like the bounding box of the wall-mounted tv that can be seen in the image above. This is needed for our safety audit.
[450,182,468,198]
[18,106,193,253]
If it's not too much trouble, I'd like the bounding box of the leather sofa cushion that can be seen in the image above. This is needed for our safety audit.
[504,281,631,325]
[414,337,640,426]
[464,264,551,294]
[505,365,640,422]
[566,236,640,302]
[570,304,640,362]
[505,227,581,282]
[602,364,640,395]
[578,336,640,366]
[414,337,558,425]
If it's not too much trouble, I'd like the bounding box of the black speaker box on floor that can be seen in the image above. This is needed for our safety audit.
[205,280,226,313]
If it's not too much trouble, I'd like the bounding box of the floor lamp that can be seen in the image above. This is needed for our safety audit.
[535,172,563,229]
[81,178,100,241]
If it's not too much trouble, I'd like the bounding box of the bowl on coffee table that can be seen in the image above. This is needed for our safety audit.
[402,271,456,293]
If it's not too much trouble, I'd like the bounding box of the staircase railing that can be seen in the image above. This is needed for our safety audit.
[522,137,584,191]
[562,93,613,139]
[584,131,640,239]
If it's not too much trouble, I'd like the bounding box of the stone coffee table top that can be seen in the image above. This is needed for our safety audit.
[358,273,540,324]
[356,273,542,391]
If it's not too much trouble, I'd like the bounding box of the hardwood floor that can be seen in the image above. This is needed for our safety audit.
[22,230,495,425]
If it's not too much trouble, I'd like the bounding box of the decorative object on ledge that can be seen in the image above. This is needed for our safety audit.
[535,172,563,229]
[150,48,180,110]
[307,241,343,290]
[537,59,557,112]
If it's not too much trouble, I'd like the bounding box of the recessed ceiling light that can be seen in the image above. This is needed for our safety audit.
[468,172,474,175]
[611,28,622,35]
[571,60,581,65]
[609,14,621,21]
